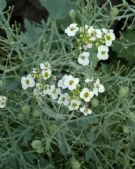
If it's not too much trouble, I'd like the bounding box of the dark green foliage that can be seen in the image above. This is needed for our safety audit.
[113,30,135,64]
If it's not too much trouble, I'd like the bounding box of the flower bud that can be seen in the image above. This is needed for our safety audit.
[110,7,119,17]
[32,109,40,118]
[91,98,99,107]
[31,139,42,150]
[70,157,81,169]
[123,125,129,134]
[118,86,129,97]
[69,9,76,18]
[22,105,31,114]
[37,147,44,154]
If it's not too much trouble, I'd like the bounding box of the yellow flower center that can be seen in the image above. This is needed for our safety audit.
[72,103,77,108]
[69,80,74,85]
[106,35,111,40]
[81,56,85,60]
[96,84,100,89]
[45,63,49,68]
[101,51,106,55]
[70,27,75,31]
[84,92,89,98]
[62,97,65,101]
[44,72,49,77]
[84,108,89,113]
[26,80,30,85]
[93,31,97,36]
[52,89,56,94]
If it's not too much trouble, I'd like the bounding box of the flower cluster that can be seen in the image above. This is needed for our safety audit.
[21,62,52,90]
[21,62,105,116]
[21,23,115,116]
[65,23,115,65]
[0,95,7,108]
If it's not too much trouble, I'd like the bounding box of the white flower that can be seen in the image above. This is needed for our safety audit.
[58,93,69,106]
[80,27,85,33]
[33,88,42,96]
[32,68,38,74]
[32,68,39,79]
[105,32,115,46]
[102,28,116,46]
[80,25,89,32]
[0,96,7,108]
[80,88,94,102]
[58,79,63,88]
[93,79,105,96]
[84,25,89,30]
[97,45,109,60]
[83,43,92,50]
[21,74,35,90]
[101,28,108,34]
[79,25,89,33]
[88,27,102,41]
[85,77,94,83]
[58,75,68,89]
[88,26,94,34]
[41,69,52,80]
[36,83,43,90]
[50,85,61,100]
[40,62,51,70]
[33,83,45,96]
[80,106,92,116]
[78,52,90,66]
[88,26,96,41]
[68,99,81,111]
[65,23,79,36]
[64,75,79,90]
[95,29,102,39]
[43,84,50,95]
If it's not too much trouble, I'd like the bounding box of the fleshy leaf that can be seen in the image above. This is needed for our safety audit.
[0,0,6,12]
[40,0,79,20]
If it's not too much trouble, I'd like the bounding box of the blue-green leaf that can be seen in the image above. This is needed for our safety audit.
[40,0,79,20]
[4,78,19,92]
[0,0,6,12]
[21,19,44,45]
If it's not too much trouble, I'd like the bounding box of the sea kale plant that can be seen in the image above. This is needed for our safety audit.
[0,0,135,169]
[21,24,115,117]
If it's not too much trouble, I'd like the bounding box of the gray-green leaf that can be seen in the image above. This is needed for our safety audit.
[40,0,79,20]
[0,0,6,12]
